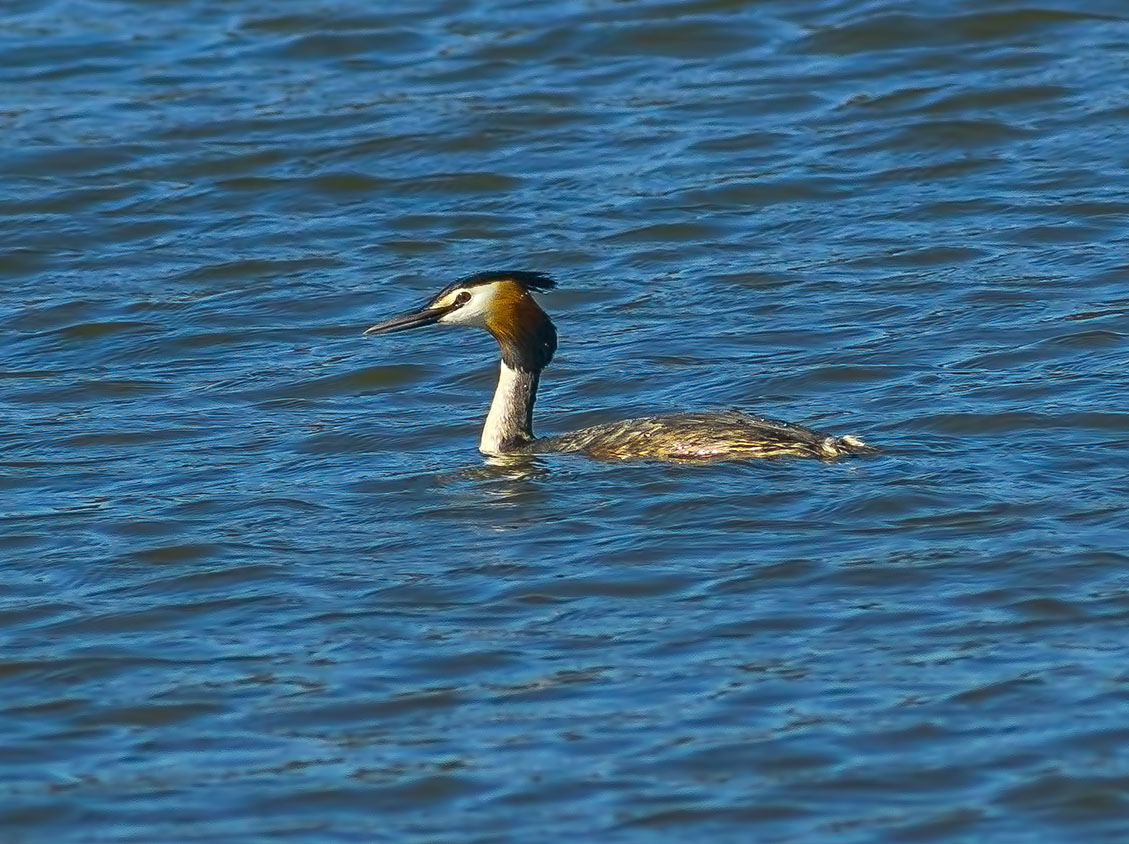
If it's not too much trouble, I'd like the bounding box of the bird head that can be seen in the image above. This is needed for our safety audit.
[364,270,558,371]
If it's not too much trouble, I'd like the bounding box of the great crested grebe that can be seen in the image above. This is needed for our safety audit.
[364,270,873,461]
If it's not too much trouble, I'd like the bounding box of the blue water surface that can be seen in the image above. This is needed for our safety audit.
[3,0,1129,841]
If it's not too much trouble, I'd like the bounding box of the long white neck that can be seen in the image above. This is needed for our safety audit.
[480,360,539,455]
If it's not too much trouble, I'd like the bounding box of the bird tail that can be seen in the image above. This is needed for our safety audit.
[818,434,878,458]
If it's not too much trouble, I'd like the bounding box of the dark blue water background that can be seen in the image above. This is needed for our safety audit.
[3,0,1129,841]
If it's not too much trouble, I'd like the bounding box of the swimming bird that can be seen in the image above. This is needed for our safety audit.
[363,271,873,461]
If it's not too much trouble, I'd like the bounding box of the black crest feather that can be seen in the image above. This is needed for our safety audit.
[459,270,556,292]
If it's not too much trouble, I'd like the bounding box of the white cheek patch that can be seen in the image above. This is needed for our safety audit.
[438,286,493,326]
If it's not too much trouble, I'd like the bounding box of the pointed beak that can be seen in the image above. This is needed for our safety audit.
[363,303,455,336]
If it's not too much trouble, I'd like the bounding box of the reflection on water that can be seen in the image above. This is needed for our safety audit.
[477,453,555,493]
[3,0,1129,841]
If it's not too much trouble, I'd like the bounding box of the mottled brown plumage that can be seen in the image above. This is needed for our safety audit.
[530,412,873,462]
